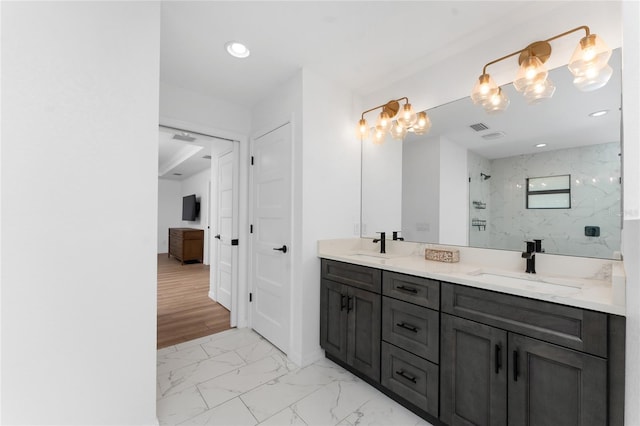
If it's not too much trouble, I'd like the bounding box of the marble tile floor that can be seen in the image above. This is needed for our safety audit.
[157,328,433,426]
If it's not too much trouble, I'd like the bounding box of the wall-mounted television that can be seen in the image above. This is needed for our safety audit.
[182,194,200,221]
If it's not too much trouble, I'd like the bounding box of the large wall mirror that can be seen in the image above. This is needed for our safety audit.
[361,48,622,259]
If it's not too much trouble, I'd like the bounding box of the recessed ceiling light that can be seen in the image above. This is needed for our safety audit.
[535,143,547,148]
[225,41,250,58]
[589,110,609,117]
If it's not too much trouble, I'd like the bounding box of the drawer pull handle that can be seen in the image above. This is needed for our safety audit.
[340,295,347,311]
[513,350,519,381]
[396,285,418,294]
[396,322,418,333]
[495,344,502,374]
[347,296,353,313]
[395,370,417,383]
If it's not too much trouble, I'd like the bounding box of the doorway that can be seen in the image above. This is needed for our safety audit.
[157,123,241,347]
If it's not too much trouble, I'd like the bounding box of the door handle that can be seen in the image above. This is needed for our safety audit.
[273,245,287,253]
[513,350,519,381]
[495,344,502,374]
[214,234,221,239]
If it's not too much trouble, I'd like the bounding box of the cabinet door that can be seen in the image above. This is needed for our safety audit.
[508,333,607,426]
[347,286,381,382]
[440,314,507,426]
[320,279,347,363]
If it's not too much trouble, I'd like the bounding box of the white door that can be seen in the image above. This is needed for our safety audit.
[213,150,236,311]
[251,123,291,353]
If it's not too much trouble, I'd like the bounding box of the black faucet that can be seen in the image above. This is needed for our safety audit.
[392,231,404,241]
[373,232,386,254]
[522,241,536,273]
[533,239,544,253]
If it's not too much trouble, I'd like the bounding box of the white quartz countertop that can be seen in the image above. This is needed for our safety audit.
[318,238,626,316]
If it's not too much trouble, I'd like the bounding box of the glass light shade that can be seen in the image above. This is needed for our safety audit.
[372,125,386,145]
[412,111,431,135]
[483,87,510,114]
[568,34,612,77]
[389,120,407,140]
[356,118,370,140]
[471,74,498,105]
[573,64,613,91]
[396,103,417,127]
[376,111,392,133]
[523,78,556,104]
[513,56,548,92]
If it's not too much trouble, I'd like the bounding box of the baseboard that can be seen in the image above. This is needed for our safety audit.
[289,346,324,368]
[208,290,216,302]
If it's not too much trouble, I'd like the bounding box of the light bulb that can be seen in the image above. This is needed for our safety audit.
[471,74,498,105]
[372,125,386,145]
[377,111,392,132]
[568,34,612,80]
[524,78,556,104]
[514,56,548,92]
[573,64,613,92]
[355,118,370,140]
[390,120,407,140]
[397,103,417,127]
[413,111,431,135]
[483,87,510,114]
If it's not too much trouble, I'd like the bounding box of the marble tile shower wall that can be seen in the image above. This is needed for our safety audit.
[468,150,492,248]
[488,142,621,258]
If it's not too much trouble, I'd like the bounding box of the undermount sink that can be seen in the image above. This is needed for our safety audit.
[467,269,584,296]
[348,251,401,261]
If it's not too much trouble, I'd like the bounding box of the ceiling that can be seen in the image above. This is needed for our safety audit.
[158,1,622,178]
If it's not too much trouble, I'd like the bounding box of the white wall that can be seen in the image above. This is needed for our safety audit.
[158,179,182,253]
[439,137,468,246]
[1,2,159,425]
[160,82,251,135]
[402,136,440,242]
[361,136,402,238]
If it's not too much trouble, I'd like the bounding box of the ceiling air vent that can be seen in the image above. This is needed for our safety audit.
[202,155,212,159]
[172,133,196,142]
[481,131,506,140]
[173,173,182,176]
[469,122,489,132]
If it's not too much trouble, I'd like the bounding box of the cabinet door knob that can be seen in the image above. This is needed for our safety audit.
[495,344,502,374]
[340,295,347,311]
[513,350,519,381]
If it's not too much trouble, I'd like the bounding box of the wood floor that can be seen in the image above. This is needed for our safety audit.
[157,254,231,349]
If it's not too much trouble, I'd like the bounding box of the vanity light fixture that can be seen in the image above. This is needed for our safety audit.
[225,41,250,58]
[356,97,431,143]
[471,25,612,113]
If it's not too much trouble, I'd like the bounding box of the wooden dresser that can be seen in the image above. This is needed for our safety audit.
[168,228,204,264]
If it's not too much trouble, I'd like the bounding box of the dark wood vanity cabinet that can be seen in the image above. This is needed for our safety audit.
[320,260,381,382]
[440,282,620,426]
[320,259,625,426]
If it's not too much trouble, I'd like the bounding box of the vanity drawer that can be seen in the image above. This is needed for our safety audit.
[382,297,439,363]
[382,271,439,310]
[321,259,381,293]
[441,282,607,357]
[381,342,439,417]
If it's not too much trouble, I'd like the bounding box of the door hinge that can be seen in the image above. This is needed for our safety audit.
[231,239,239,246]
[468,177,471,182]
[251,156,254,165]
[250,224,253,233]
[249,292,253,302]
